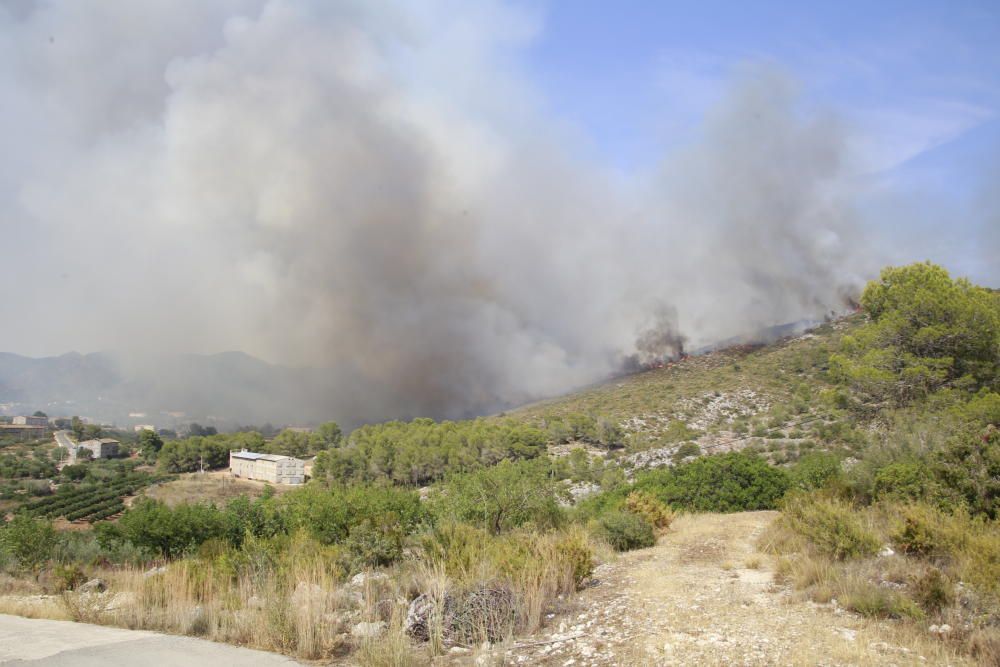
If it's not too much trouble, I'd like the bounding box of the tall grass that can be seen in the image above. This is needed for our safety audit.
[45,524,600,662]
[765,496,1000,663]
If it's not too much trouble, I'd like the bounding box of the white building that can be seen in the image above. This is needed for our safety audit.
[229,451,305,485]
[134,424,156,432]
[76,438,119,459]
[13,415,48,427]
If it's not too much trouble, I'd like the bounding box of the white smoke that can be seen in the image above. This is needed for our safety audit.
[0,1,874,422]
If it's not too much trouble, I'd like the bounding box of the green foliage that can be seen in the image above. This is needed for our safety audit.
[221,494,287,547]
[313,417,546,487]
[660,420,700,444]
[117,499,228,558]
[315,421,342,447]
[672,441,701,463]
[634,452,790,513]
[0,453,57,479]
[283,484,426,548]
[157,436,230,473]
[0,513,58,571]
[842,581,924,619]
[342,519,404,569]
[890,503,960,557]
[932,424,1000,519]
[594,511,655,552]
[780,494,880,560]
[831,262,1000,406]
[263,429,320,458]
[60,464,88,481]
[789,452,843,491]
[429,458,565,534]
[137,429,164,462]
[872,461,935,503]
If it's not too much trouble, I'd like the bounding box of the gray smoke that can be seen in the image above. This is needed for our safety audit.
[626,304,687,370]
[0,1,875,424]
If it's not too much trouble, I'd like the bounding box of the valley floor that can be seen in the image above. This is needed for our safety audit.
[501,512,971,667]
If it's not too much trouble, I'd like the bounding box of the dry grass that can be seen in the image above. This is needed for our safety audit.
[0,594,69,620]
[763,499,1000,665]
[0,526,600,664]
[143,472,292,507]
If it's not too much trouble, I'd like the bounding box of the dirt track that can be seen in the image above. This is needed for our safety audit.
[504,512,970,666]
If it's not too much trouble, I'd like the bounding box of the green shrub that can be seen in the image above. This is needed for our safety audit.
[912,567,953,612]
[932,425,1000,519]
[635,452,790,513]
[429,458,565,534]
[789,452,843,491]
[0,513,58,571]
[284,484,426,545]
[52,563,87,592]
[842,580,923,619]
[595,511,655,552]
[872,462,934,503]
[780,494,879,560]
[891,504,958,557]
[660,421,700,444]
[343,519,404,569]
[672,442,701,463]
[553,529,595,588]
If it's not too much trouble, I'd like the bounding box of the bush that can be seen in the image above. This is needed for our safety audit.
[912,567,953,612]
[780,494,879,560]
[117,499,227,558]
[595,511,655,552]
[0,513,58,571]
[429,459,565,534]
[624,491,675,533]
[891,504,958,557]
[872,461,935,503]
[842,580,923,619]
[932,425,1000,519]
[789,452,843,491]
[672,442,701,463]
[343,519,404,569]
[635,452,790,513]
[284,484,426,545]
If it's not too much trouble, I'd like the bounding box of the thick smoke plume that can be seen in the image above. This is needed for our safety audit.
[0,1,874,424]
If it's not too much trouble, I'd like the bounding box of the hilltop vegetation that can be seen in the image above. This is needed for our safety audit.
[0,261,997,664]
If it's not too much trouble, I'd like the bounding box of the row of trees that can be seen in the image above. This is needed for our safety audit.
[311,418,547,486]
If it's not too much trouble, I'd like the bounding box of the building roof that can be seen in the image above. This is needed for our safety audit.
[230,450,297,463]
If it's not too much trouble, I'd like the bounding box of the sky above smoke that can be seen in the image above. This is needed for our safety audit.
[0,0,987,422]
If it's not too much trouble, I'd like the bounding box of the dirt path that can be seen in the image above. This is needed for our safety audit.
[504,511,969,667]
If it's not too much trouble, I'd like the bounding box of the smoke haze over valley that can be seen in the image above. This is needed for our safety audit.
[1,1,995,424]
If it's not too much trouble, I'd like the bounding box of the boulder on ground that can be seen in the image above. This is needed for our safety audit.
[78,579,106,594]
[351,621,386,639]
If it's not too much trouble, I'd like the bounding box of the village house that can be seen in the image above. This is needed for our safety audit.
[76,438,120,459]
[12,415,48,427]
[229,450,305,485]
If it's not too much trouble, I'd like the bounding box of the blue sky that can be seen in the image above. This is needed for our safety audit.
[508,0,999,283]
[521,0,999,171]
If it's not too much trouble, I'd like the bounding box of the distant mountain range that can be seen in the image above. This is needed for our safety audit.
[0,350,335,429]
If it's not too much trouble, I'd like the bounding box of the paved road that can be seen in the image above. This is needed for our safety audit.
[52,431,76,463]
[0,615,304,666]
